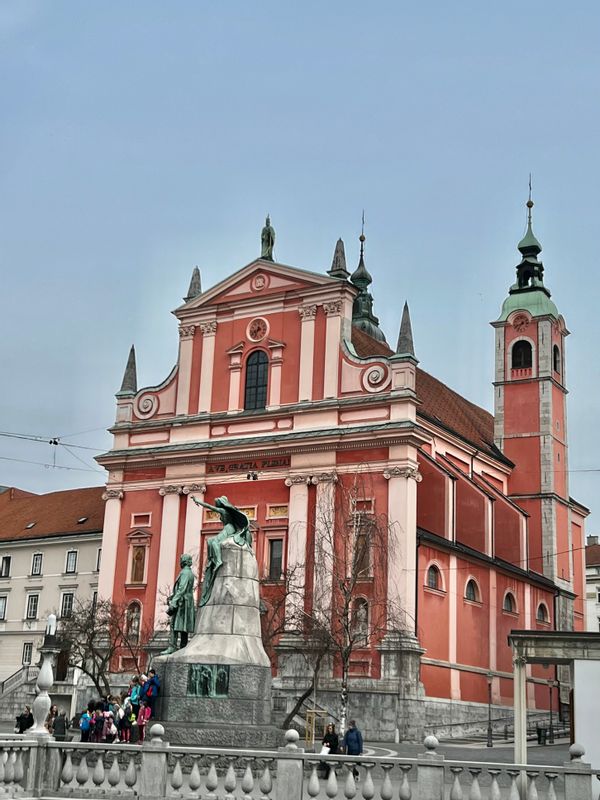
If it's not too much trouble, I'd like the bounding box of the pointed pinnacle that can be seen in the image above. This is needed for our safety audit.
[117,345,137,396]
[184,266,202,302]
[328,238,350,279]
[395,302,415,358]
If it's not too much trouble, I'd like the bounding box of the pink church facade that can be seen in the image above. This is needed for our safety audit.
[97,209,587,739]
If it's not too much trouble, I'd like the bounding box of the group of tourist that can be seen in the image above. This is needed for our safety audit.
[320,720,364,778]
[78,669,161,744]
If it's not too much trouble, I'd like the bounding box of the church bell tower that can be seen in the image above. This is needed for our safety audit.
[492,195,573,628]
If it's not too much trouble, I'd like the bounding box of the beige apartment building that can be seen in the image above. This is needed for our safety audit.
[0,486,104,683]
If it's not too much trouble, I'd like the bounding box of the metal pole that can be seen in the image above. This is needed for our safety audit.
[487,675,493,747]
[548,682,554,744]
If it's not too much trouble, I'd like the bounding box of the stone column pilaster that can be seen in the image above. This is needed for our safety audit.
[98,489,124,601]
[383,465,421,631]
[312,472,337,621]
[182,483,206,561]
[323,301,342,398]
[298,305,317,401]
[176,325,196,415]
[198,320,217,413]
[284,475,310,626]
[154,486,183,626]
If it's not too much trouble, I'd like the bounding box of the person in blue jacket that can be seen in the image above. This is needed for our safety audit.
[342,720,363,779]
[143,668,161,717]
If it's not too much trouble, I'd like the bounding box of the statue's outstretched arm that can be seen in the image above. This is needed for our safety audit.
[192,497,219,513]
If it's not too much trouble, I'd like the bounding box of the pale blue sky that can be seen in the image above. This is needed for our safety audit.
[1,2,599,528]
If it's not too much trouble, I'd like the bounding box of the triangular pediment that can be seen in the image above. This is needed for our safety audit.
[175,258,343,313]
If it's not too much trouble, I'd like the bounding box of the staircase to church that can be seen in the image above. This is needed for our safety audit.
[0,666,39,723]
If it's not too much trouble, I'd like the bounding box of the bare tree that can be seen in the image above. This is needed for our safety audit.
[307,471,411,735]
[58,597,154,696]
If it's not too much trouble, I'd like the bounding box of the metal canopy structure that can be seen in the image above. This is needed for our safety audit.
[509,630,600,764]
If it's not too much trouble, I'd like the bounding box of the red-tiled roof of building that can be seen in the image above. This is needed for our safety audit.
[351,326,501,460]
[586,543,600,566]
[0,486,104,542]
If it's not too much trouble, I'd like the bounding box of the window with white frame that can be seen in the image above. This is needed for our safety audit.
[25,594,39,620]
[0,556,11,578]
[96,548,102,572]
[31,553,43,576]
[0,595,7,621]
[22,642,33,665]
[351,598,369,645]
[60,592,74,619]
[267,538,284,581]
[92,591,97,611]
[465,579,480,602]
[65,550,78,574]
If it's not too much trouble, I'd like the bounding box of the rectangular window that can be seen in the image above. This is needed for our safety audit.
[96,548,102,572]
[60,592,74,619]
[130,546,146,584]
[131,513,151,527]
[65,550,78,574]
[0,556,11,578]
[22,642,33,665]
[92,591,98,611]
[26,594,39,620]
[31,553,43,576]
[596,587,600,603]
[0,595,6,620]
[268,539,284,581]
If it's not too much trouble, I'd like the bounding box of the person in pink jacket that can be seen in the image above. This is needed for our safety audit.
[137,700,151,742]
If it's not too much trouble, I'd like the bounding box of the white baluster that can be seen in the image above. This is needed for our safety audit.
[325,763,338,799]
[61,751,74,786]
[526,772,539,800]
[258,759,273,800]
[507,770,520,800]
[544,773,558,800]
[241,759,254,800]
[4,749,14,787]
[398,765,412,800]
[76,753,89,788]
[488,770,501,800]
[92,753,105,788]
[125,754,137,791]
[307,763,320,799]
[188,757,201,800]
[224,758,237,800]
[13,748,24,789]
[170,755,183,797]
[380,764,393,800]
[449,767,463,800]
[343,765,356,800]
[468,768,482,800]
[205,756,219,800]
[108,755,120,789]
[361,764,374,800]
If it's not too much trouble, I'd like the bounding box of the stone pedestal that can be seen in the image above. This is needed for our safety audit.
[378,632,425,741]
[153,539,279,747]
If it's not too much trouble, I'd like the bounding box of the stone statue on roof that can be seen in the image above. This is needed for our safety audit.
[261,215,275,261]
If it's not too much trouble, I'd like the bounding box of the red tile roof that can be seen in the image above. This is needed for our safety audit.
[0,486,104,542]
[586,544,600,566]
[351,327,501,459]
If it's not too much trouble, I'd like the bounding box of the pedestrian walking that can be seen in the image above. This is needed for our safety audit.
[79,709,92,743]
[144,669,160,717]
[130,676,141,717]
[342,720,363,780]
[52,710,68,742]
[320,722,339,777]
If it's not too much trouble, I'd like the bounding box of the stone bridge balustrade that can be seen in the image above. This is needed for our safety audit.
[0,727,597,799]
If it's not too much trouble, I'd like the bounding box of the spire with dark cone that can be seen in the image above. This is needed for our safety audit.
[512,181,548,296]
[184,266,202,302]
[394,302,416,359]
[349,219,386,343]
[117,345,137,397]
[328,238,350,279]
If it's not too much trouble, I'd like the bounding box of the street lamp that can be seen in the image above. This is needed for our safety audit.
[486,672,494,747]
[548,680,557,744]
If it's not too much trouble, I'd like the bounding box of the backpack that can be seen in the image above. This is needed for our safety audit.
[79,714,90,732]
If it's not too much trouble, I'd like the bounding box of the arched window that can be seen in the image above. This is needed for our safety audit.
[465,579,480,602]
[512,340,532,370]
[503,592,516,613]
[244,351,268,411]
[553,345,561,374]
[536,603,549,623]
[426,565,441,590]
[126,602,141,643]
[351,598,369,644]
